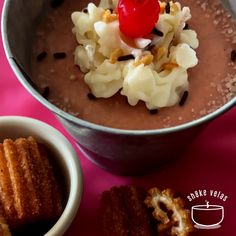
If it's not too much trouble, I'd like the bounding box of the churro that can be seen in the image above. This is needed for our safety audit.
[0,136,63,231]
[0,214,11,236]
[145,188,194,236]
[101,186,194,236]
[101,186,154,236]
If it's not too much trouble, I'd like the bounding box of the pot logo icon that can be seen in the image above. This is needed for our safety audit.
[187,189,228,230]
[191,201,224,229]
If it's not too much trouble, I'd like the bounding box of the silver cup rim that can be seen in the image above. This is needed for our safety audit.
[1,0,236,136]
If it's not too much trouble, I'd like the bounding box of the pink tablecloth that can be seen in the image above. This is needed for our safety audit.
[1,1,236,235]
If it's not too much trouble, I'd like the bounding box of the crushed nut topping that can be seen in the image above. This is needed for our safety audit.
[160,2,167,14]
[134,54,154,67]
[162,62,179,70]
[154,47,167,61]
[170,1,180,15]
[102,9,118,23]
[109,48,123,64]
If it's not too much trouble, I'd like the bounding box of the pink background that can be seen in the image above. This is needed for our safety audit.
[1,1,236,235]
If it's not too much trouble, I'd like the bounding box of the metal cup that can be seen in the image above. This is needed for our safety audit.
[2,0,236,175]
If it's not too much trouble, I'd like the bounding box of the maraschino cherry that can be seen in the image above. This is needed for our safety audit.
[118,0,160,38]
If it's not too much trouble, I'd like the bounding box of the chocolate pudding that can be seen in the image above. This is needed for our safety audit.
[31,0,236,130]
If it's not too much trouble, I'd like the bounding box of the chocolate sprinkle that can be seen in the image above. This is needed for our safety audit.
[179,91,189,106]
[165,2,170,14]
[152,28,164,37]
[107,8,114,12]
[87,93,96,100]
[53,52,67,59]
[145,44,155,51]
[231,50,236,62]
[149,109,158,115]
[117,54,135,61]
[42,87,50,99]
[37,51,47,62]
[82,8,88,13]
[50,0,64,8]
[183,23,189,30]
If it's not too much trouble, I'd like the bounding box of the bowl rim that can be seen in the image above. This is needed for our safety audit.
[192,205,224,210]
[0,116,83,236]
[1,0,236,136]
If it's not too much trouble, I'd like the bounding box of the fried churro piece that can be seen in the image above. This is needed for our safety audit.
[102,187,129,236]
[0,136,63,229]
[2,139,30,222]
[101,186,153,236]
[0,144,16,222]
[14,138,41,217]
[0,215,11,236]
[144,188,193,236]
[27,137,54,218]
[38,143,62,216]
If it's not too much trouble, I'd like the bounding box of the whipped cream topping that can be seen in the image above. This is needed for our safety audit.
[72,1,199,110]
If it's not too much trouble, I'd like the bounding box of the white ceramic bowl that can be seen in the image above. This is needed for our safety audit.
[0,116,83,236]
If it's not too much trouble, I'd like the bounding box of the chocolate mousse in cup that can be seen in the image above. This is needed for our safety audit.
[2,0,236,175]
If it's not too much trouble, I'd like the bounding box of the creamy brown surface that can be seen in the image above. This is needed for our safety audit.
[31,0,236,130]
